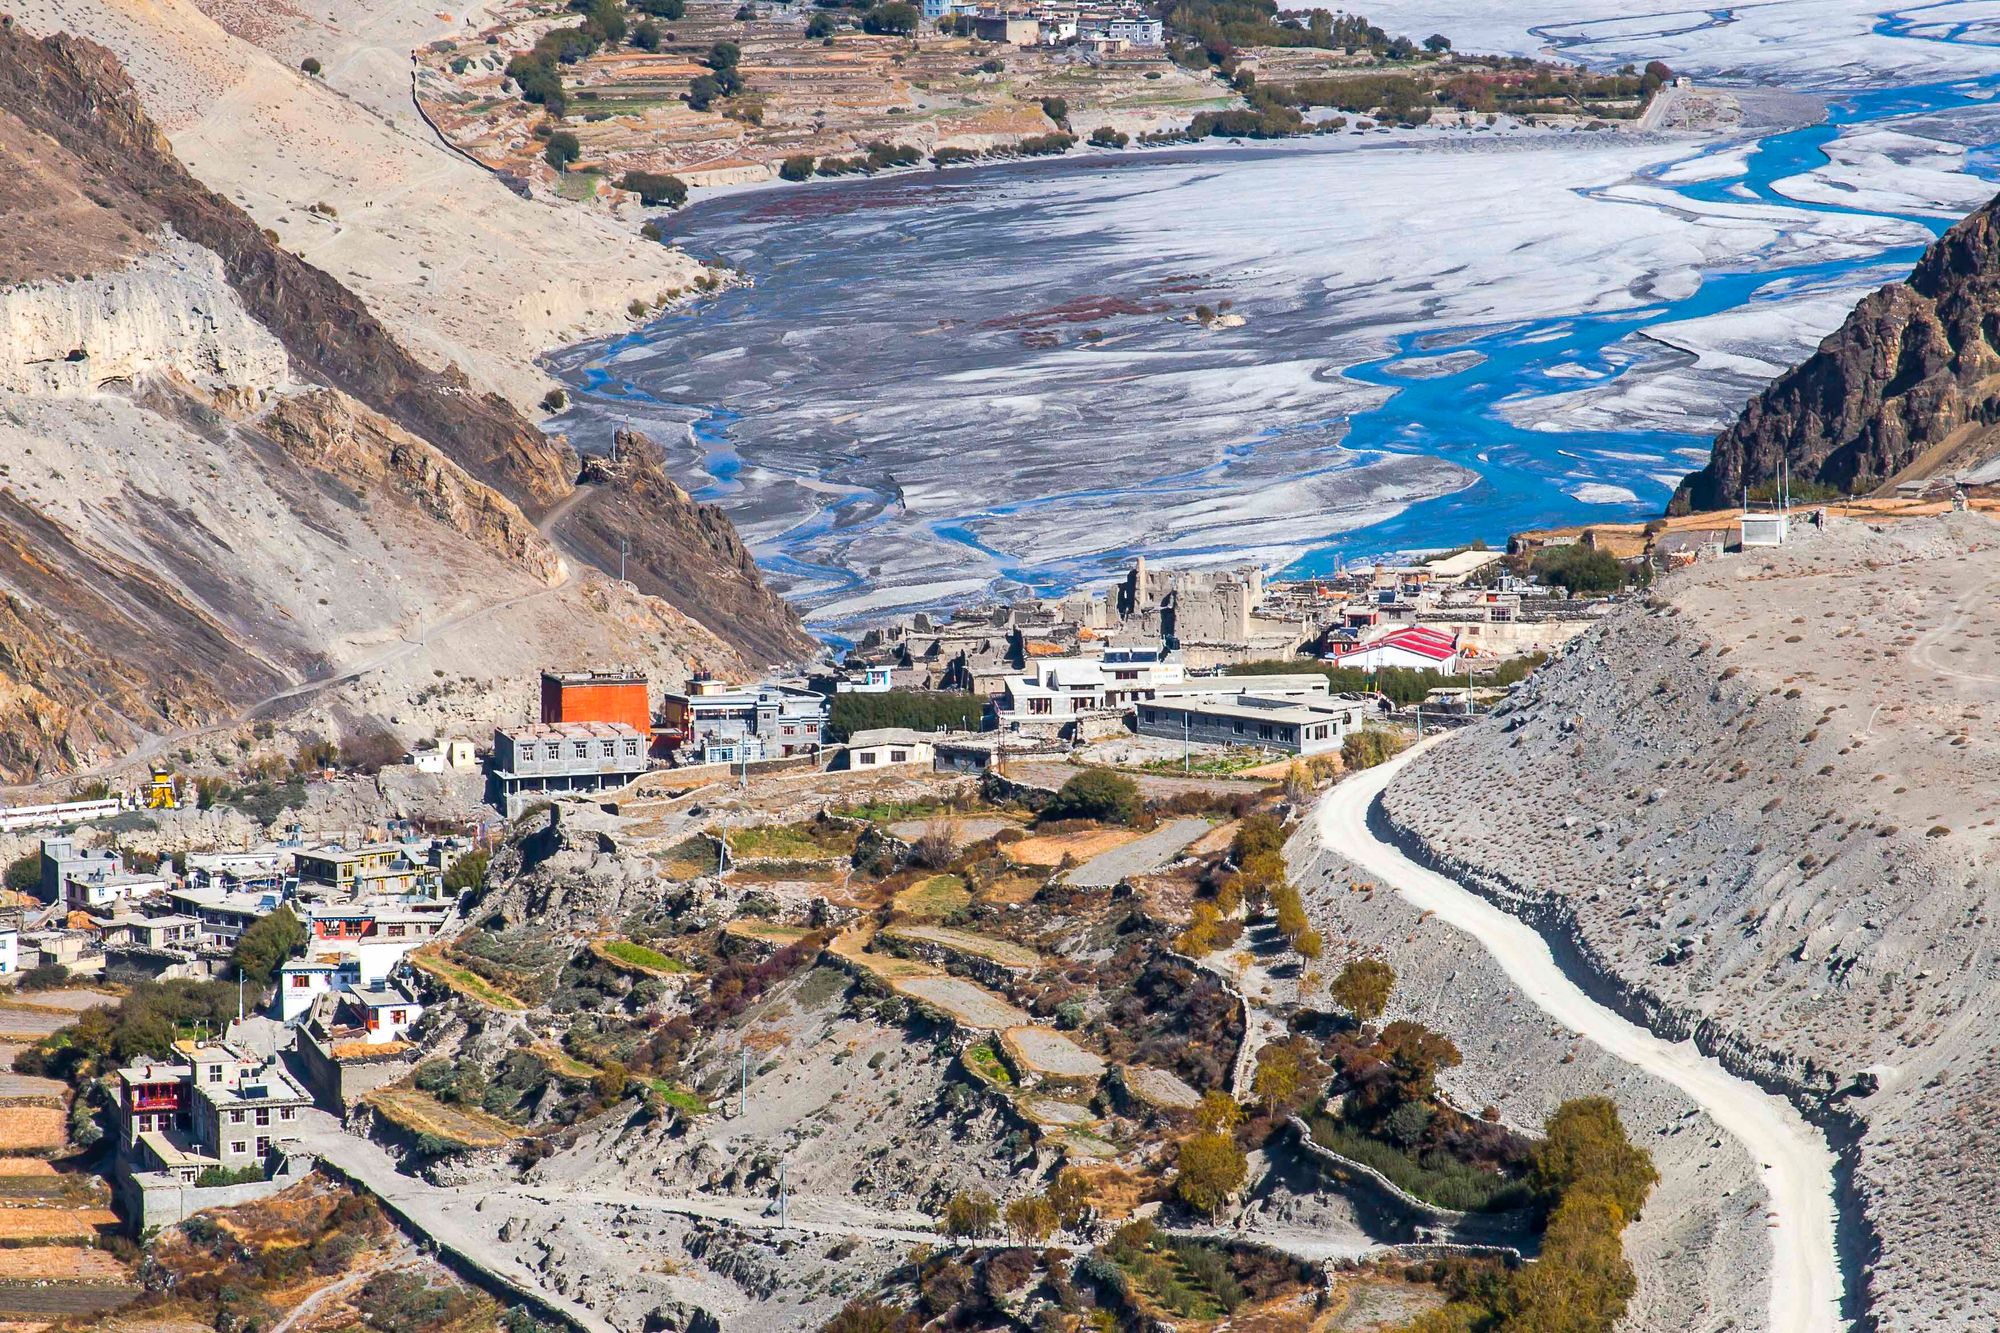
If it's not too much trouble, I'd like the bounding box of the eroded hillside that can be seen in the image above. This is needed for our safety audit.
[1383,511,2000,1328]
[0,20,809,779]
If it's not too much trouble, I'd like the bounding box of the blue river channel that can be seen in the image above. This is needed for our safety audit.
[561,12,2000,616]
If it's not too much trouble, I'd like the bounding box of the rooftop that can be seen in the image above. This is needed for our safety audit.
[495,720,648,741]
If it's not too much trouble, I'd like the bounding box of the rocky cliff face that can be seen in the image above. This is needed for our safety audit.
[0,21,809,663]
[0,21,808,781]
[553,429,813,667]
[1674,196,2000,511]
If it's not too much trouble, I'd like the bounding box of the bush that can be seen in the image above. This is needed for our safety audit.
[1171,1131,1246,1216]
[862,0,917,33]
[635,0,683,14]
[621,170,688,207]
[942,1189,997,1236]
[1533,544,1628,594]
[1039,95,1068,125]
[443,849,490,897]
[3,851,39,894]
[1341,727,1405,771]
[543,131,581,170]
[1041,769,1140,825]
[194,1164,268,1187]
[16,964,69,992]
[687,74,722,110]
[930,146,980,166]
[300,56,322,76]
[779,153,817,181]
[1088,125,1128,147]
[805,9,836,36]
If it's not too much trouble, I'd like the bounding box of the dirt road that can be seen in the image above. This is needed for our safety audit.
[1315,743,1842,1333]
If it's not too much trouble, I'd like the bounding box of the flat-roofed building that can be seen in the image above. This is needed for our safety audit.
[490,720,648,815]
[540,668,652,733]
[1136,692,1369,756]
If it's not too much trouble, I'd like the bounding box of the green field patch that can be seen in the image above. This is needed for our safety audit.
[645,1080,710,1115]
[592,938,692,977]
[892,874,970,919]
[725,821,857,862]
[960,1038,1015,1088]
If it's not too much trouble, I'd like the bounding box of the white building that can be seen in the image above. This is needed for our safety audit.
[1740,510,1789,547]
[844,729,937,770]
[407,738,478,773]
[1136,693,1369,756]
[1324,626,1462,674]
[65,869,172,914]
[277,955,359,1023]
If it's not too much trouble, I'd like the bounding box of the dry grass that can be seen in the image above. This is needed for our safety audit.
[407,948,527,1011]
[1006,828,1142,868]
[0,1111,65,1154]
[0,1246,127,1280]
[0,1163,55,1179]
[891,874,971,919]
[0,1208,116,1242]
[724,920,816,947]
[882,924,1041,970]
[365,1089,514,1150]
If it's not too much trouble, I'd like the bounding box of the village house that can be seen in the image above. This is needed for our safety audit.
[117,1040,311,1181]
[656,676,828,764]
[405,738,477,773]
[843,729,938,770]
[1324,625,1464,674]
[488,719,649,815]
[1136,692,1371,756]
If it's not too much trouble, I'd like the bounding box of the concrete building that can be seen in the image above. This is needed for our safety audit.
[406,738,477,773]
[1076,13,1162,43]
[993,649,1331,739]
[1325,625,1463,674]
[1741,510,1789,547]
[339,978,424,1045]
[100,914,201,952]
[657,677,828,764]
[540,667,652,733]
[278,955,359,1023]
[65,868,171,914]
[39,836,122,905]
[972,10,1039,41]
[1117,558,1309,666]
[118,1041,311,1180]
[168,884,289,950]
[1136,692,1369,756]
[844,729,937,770]
[489,720,649,815]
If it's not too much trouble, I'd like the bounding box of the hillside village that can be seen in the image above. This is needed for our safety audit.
[0,502,1822,1330]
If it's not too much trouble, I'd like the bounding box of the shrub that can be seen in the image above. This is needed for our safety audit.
[942,1190,997,1236]
[1039,95,1068,125]
[931,145,980,166]
[546,132,584,171]
[3,851,39,894]
[1341,727,1405,771]
[687,74,722,110]
[195,1164,268,1187]
[17,964,68,992]
[1330,957,1395,1020]
[1171,1131,1246,1215]
[233,906,306,987]
[540,388,569,412]
[779,153,817,181]
[621,170,688,207]
[1041,769,1140,825]
[443,849,490,897]
[1088,125,1128,147]
[300,56,323,76]
[826,690,982,742]
[1533,544,1628,594]
[805,10,836,36]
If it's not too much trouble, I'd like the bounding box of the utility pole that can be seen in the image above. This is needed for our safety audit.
[1183,711,1191,774]
[739,1046,749,1117]
[778,1159,789,1230]
[619,536,628,584]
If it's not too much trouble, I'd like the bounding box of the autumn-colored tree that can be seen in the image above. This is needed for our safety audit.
[1529,1097,1659,1222]
[1172,1132,1247,1216]
[1330,957,1396,1021]
[1251,1036,1329,1116]
[1176,901,1222,956]
[1380,1019,1461,1104]
[1230,814,1285,863]
[1003,1193,1058,1243]
[941,1190,997,1237]
[1045,1168,1093,1229]
[1194,1089,1242,1135]
[1294,927,1324,961]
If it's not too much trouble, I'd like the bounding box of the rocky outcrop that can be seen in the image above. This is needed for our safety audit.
[480,803,660,933]
[259,390,565,587]
[1675,194,2000,511]
[555,429,816,665]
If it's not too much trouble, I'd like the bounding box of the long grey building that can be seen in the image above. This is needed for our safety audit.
[489,720,649,815]
[1136,692,1371,756]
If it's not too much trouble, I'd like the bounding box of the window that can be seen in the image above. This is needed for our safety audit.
[208,1066,223,1083]
[858,753,875,766]
[230,1109,244,1124]
[544,742,560,760]
[890,750,908,763]
[255,1108,269,1126]
[573,741,588,759]
[255,1136,270,1156]
[1028,698,1052,715]
[230,1141,246,1155]
[601,740,615,757]
[782,725,795,736]
[291,974,311,988]
[280,1107,293,1121]
[392,1010,406,1024]
[623,739,639,755]
[386,924,405,938]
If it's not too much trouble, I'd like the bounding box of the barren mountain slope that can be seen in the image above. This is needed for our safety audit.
[0,22,807,779]
[8,0,700,411]
[1382,512,2000,1329]
[1676,194,2000,511]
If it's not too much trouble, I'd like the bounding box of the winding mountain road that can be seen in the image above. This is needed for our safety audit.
[1315,743,1842,1333]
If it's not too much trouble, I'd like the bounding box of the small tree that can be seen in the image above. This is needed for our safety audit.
[1194,1090,1242,1135]
[443,849,490,897]
[1042,769,1140,825]
[544,131,582,171]
[1172,1132,1247,1216]
[1423,33,1451,52]
[621,170,688,207]
[233,905,307,988]
[1330,957,1395,1022]
[1039,95,1069,126]
[1003,1193,1057,1243]
[1045,1167,1092,1228]
[631,17,663,49]
[593,1061,630,1101]
[686,74,722,110]
[862,1,918,34]
[805,10,836,37]
[942,1190,997,1237]
[779,153,817,181]
[301,56,323,76]
[3,850,40,894]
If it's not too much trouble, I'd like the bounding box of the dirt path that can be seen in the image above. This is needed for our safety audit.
[1315,742,1842,1333]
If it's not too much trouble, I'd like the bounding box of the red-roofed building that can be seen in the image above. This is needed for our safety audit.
[1325,626,1462,674]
